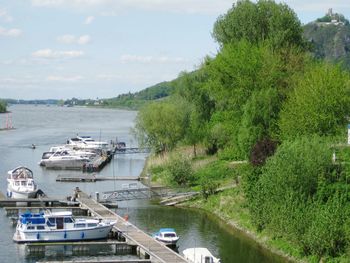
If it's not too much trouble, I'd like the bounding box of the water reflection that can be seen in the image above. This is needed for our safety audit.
[118,204,286,263]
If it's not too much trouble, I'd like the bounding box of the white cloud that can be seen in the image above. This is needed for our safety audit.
[31,0,233,15]
[77,35,91,44]
[120,54,187,64]
[46,75,83,82]
[84,15,95,24]
[32,49,84,59]
[0,8,13,22]
[57,34,91,45]
[0,27,22,37]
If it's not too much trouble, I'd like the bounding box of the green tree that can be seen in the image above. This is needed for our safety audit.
[213,0,305,49]
[134,99,190,153]
[0,100,7,113]
[174,70,215,156]
[237,87,281,157]
[279,63,350,140]
[203,40,303,158]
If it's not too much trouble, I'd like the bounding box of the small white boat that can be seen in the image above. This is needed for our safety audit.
[13,211,116,243]
[153,228,179,245]
[7,167,38,199]
[183,247,220,263]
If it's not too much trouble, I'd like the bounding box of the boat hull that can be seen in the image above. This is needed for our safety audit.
[7,189,37,199]
[154,236,179,246]
[13,224,113,243]
[44,159,88,169]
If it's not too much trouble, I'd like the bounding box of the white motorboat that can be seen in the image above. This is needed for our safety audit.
[67,135,109,150]
[153,228,179,245]
[13,211,116,243]
[183,248,221,263]
[7,167,38,199]
[39,150,90,169]
[49,145,97,157]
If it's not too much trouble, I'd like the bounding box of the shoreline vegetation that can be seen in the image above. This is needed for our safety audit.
[135,1,350,262]
[142,150,299,263]
[0,101,7,113]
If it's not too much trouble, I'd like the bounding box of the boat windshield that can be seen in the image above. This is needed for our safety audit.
[164,233,176,238]
[10,168,33,179]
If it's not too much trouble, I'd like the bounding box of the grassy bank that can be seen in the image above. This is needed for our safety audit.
[181,187,304,263]
[143,149,311,263]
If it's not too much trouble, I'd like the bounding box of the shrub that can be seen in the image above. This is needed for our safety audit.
[200,179,219,200]
[249,138,278,166]
[167,155,194,186]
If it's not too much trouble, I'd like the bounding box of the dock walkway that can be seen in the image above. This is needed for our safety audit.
[77,191,188,263]
[56,174,139,182]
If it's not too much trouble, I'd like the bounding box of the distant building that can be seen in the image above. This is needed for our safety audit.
[316,8,345,26]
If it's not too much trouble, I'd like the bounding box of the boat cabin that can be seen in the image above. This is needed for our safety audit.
[8,167,34,180]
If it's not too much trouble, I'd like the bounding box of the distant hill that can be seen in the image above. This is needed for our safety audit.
[303,10,350,69]
[102,81,175,109]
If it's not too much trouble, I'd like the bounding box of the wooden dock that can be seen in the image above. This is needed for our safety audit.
[56,174,140,182]
[25,240,134,254]
[4,206,88,217]
[0,192,79,208]
[0,197,65,207]
[114,147,150,155]
[77,191,188,263]
[83,154,113,173]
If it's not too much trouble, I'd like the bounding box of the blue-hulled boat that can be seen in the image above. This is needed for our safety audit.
[13,211,116,243]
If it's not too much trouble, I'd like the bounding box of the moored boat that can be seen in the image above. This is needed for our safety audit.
[39,150,90,169]
[153,228,179,245]
[7,166,38,199]
[67,135,109,150]
[13,211,116,243]
[183,247,220,263]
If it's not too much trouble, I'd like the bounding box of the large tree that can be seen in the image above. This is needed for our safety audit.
[134,99,190,153]
[213,0,305,49]
[203,40,303,157]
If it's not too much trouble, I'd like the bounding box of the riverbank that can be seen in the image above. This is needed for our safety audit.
[143,149,308,263]
[179,188,302,263]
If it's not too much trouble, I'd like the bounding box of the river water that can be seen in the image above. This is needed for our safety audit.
[0,105,286,263]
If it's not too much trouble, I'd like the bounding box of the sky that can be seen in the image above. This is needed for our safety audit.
[0,0,349,100]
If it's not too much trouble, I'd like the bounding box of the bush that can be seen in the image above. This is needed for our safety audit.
[200,179,219,200]
[304,196,348,258]
[167,155,194,186]
[249,138,278,166]
[247,136,340,252]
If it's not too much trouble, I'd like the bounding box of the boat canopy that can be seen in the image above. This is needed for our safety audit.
[159,228,176,233]
[20,212,45,225]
